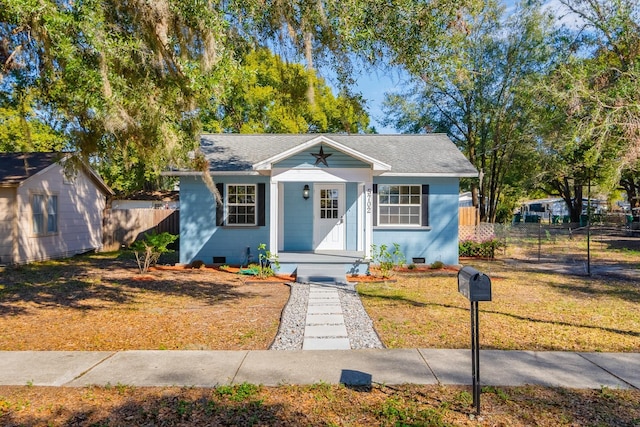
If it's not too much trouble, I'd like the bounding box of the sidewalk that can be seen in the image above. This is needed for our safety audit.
[1,349,638,389]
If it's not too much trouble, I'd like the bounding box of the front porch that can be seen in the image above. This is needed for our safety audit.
[277,251,369,284]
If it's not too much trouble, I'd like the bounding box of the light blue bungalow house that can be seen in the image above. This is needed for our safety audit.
[166,134,477,281]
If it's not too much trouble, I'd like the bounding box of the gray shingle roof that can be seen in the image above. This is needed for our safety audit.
[0,152,114,195]
[200,134,477,176]
[0,152,65,185]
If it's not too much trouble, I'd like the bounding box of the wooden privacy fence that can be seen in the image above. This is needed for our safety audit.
[102,209,179,252]
[459,206,479,227]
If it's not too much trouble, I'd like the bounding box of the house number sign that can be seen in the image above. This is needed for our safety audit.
[366,188,372,213]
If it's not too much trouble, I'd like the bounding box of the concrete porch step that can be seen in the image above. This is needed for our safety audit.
[296,263,348,284]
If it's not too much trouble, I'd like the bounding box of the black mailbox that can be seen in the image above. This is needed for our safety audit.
[458,266,492,302]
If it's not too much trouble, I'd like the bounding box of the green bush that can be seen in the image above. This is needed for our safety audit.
[371,243,405,278]
[459,238,504,259]
[131,231,178,274]
[430,260,444,269]
[256,243,279,279]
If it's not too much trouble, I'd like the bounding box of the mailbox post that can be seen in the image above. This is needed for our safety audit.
[457,266,492,415]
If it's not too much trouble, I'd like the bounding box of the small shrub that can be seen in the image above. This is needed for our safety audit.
[407,263,417,270]
[371,243,405,278]
[256,243,280,279]
[131,231,178,274]
[430,260,444,269]
[190,260,205,269]
[459,238,504,259]
[219,264,230,271]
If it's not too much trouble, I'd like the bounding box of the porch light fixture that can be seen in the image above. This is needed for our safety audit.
[303,184,310,200]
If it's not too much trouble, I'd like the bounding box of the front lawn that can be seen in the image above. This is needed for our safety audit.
[0,252,289,351]
[358,260,640,352]
[1,253,640,425]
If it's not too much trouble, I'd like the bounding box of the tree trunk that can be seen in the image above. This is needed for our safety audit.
[620,172,640,208]
[553,177,583,223]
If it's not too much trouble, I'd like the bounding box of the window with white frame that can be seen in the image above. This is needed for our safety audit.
[226,184,256,225]
[32,194,58,235]
[378,184,421,225]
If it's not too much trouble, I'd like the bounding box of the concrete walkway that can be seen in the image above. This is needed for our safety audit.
[303,284,350,350]
[1,350,638,389]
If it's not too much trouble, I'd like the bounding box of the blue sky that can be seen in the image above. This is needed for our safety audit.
[354,68,408,134]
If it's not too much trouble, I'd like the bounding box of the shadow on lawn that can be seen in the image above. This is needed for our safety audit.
[0,252,263,314]
[108,275,258,305]
[0,388,296,426]
[547,278,640,304]
[0,257,133,313]
[1,385,638,426]
[462,259,640,304]
[359,292,640,341]
[480,306,640,340]
[0,279,131,314]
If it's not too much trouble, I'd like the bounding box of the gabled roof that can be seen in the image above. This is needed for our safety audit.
[253,135,391,172]
[195,134,478,177]
[0,152,114,195]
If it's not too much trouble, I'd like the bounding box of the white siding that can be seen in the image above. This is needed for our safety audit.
[112,200,179,209]
[15,164,107,264]
[0,188,16,264]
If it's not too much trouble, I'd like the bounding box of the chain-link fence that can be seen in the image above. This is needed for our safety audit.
[460,213,640,264]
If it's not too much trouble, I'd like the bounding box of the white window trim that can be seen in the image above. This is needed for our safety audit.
[225,183,257,226]
[377,184,422,227]
[31,193,59,236]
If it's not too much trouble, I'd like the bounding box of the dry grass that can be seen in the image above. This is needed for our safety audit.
[0,252,289,351]
[1,383,638,426]
[1,251,640,425]
[359,261,640,352]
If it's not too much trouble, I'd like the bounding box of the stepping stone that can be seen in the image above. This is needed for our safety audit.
[307,304,342,314]
[306,314,344,324]
[303,337,351,350]
[304,324,348,338]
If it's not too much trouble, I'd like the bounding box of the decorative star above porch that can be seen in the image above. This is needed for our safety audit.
[311,145,332,167]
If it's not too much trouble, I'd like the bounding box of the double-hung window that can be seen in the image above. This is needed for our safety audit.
[216,182,265,227]
[32,194,58,235]
[378,184,422,226]
[226,184,256,225]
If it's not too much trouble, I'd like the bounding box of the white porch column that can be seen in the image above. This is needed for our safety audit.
[364,181,374,259]
[269,180,279,255]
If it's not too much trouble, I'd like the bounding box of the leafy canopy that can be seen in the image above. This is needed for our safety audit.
[1,0,481,191]
[201,47,371,134]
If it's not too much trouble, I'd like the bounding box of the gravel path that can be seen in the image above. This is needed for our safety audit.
[270,282,384,350]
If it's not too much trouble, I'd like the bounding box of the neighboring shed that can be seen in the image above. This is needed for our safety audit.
[165,134,478,271]
[0,152,113,265]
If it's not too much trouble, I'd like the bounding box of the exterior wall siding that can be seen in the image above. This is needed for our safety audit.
[180,175,270,265]
[14,164,106,264]
[372,176,460,265]
[282,182,313,250]
[274,146,369,169]
[180,174,461,266]
[0,188,16,264]
[345,182,359,251]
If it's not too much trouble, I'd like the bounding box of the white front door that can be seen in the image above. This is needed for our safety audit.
[313,183,345,250]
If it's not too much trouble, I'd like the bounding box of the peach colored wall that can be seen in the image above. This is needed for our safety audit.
[14,163,106,264]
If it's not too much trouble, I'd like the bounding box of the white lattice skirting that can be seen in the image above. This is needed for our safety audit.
[459,223,496,241]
